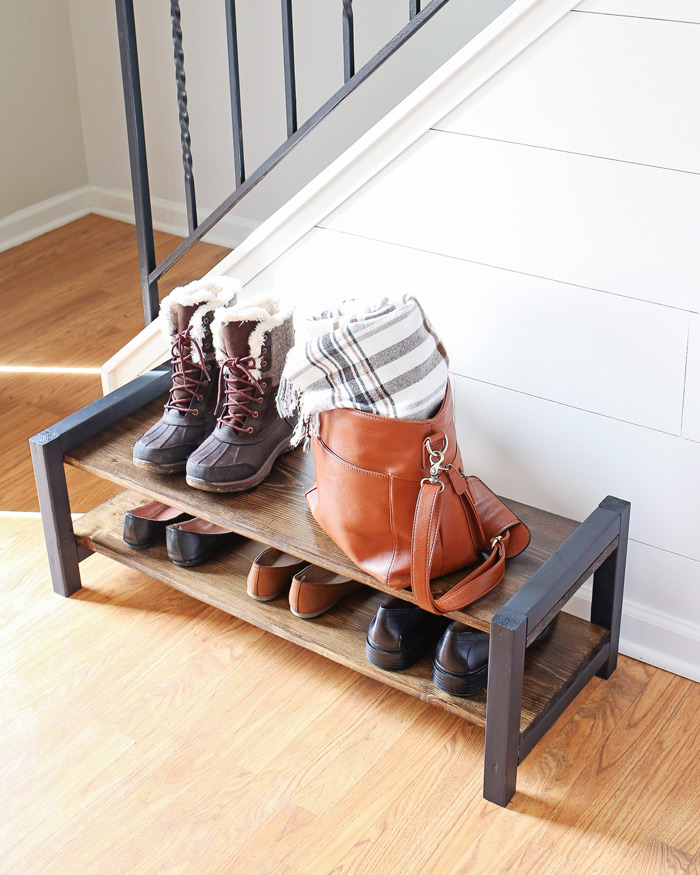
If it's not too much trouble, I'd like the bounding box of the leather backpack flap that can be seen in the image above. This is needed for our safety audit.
[467,476,531,558]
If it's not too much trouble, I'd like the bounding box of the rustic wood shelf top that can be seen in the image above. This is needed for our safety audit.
[74,489,609,733]
[65,396,583,631]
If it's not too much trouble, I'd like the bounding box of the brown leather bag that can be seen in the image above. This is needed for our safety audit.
[305,384,530,614]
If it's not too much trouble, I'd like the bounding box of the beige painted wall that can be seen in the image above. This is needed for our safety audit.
[0,0,88,218]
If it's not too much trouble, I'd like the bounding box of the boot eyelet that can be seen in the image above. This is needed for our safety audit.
[261,382,267,389]
[203,316,210,325]
[196,394,203,401]
[252,411,258,418]
[255,396,263,403]
[191,409,199,416]
[260,360,267,368]
[206,363,212,370]
[261,346,267,355]
[246,426,254,434]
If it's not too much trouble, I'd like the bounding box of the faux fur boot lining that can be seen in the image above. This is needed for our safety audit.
[212,294,294,370]
[159,276,241,362]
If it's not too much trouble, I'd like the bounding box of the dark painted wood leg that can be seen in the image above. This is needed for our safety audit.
[591,497,631,679]
[29,432,84,597]
[483,608,527,807]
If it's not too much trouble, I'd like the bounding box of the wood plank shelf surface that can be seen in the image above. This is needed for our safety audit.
[65,396,583,632]
[74,490,609,733]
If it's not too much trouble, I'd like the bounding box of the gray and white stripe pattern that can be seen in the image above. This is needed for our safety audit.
[277,296,449,445]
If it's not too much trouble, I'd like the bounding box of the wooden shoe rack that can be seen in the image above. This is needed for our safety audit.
[30,368,630,807]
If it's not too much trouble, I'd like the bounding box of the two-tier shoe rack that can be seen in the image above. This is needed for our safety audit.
[30,367,630,806]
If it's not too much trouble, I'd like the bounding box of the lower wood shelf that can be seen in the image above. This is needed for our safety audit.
[74,489,609,734]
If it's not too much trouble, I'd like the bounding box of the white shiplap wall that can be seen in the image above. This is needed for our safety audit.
[244,2,700,679]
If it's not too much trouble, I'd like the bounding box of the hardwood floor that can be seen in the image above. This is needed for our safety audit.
[1,215,698,874]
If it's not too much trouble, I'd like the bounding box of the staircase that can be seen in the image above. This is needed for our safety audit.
[105,0,577,392]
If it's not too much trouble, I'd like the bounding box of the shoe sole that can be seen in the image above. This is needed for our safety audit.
[185,440,292,493]
[122,540,152,550]
[432,662,488,697]
[133,458,187,474]
[290,599,341,619]
[169,555,207,568]
[365,637,430,672]
[246,589,285,602]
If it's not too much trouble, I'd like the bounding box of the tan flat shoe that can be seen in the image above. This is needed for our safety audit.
[247,547,308,601]
[289,565,361,619]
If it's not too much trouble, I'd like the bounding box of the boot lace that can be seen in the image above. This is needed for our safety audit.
[216,356,264,433]
[164,329,210,413]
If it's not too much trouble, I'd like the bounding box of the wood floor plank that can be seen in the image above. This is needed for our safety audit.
[162,637,359,773]
[504,842,574,874]
[409,657,656,875]
[0,705,135,855]
[274,710,475,873]
[622,840,694,875]
[533,670,691,861]
[687,851,700,874]
[327,721,486,875]
[579,680,700,868]
[5,729,277,875]
[262,677,429,817]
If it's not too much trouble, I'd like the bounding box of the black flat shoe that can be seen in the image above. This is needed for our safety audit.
[165,518,237,567]
[433,617,556,697]
[366,597,450,671]
[123,501,191,549]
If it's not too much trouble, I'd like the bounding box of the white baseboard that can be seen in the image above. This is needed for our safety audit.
[0,184,260,254]
[89,185,260,250]
[565,577,700,683]
[0,187,91,253]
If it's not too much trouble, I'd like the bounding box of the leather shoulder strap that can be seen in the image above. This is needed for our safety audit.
[411,480,508,614]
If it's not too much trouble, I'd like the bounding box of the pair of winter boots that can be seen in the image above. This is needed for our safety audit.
[133,277,296,492]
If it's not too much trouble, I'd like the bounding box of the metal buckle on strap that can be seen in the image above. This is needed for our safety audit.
[490,535,503,550]
[423,436,450,490]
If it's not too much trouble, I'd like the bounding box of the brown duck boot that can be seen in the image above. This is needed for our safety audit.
[185,295,296,492]
[133,277,240,473]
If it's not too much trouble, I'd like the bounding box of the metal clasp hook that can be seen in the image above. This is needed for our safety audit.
[421,436,450,491]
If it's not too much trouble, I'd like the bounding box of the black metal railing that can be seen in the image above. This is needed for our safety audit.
[116,0,451,325]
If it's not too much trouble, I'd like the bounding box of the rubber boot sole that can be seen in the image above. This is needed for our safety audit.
[185,440,292,493]
[133,458,187,474]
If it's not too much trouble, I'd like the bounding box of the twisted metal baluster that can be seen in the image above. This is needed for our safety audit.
[171,0,197,231]
[342,0,355,82]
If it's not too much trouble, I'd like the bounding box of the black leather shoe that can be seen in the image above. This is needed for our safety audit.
[122,501,191,549]
[433,618,556,697]
[165,518,237,567]
[366,597,450,671]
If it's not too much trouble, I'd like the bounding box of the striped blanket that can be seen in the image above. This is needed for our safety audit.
[277,296,449,446]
